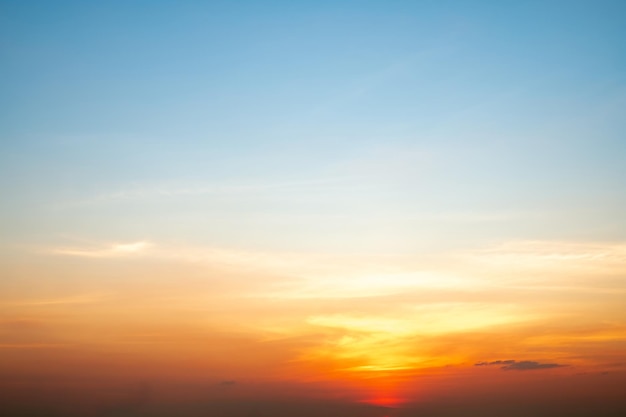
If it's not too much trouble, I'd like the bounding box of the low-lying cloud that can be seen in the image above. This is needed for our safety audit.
[475,359,566,370]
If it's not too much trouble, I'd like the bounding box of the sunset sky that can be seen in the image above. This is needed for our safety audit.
[1,1,626,416]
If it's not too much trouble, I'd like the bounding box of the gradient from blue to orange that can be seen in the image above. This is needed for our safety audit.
[1,1,626,416]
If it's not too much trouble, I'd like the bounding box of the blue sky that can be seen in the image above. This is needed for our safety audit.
[1,0,625,252]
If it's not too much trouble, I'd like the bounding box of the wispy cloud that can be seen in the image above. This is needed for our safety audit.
[475,360,516,366]
[503,361,567,371]
[58,176,363,207]
[8,293,107,306]
[44,239,626,299]
[475,359,567,370]
[0,343,70,349]
[468,240,626,266]
[51,241,152,258]
[298,305,537,374]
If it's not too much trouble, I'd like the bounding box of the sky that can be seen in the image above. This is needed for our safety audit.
[1,0,626,416]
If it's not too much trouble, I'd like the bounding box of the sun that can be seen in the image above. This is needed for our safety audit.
[357,375,408,410]
[364,395,404,408]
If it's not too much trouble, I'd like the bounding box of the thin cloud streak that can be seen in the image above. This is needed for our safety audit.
[57,176,365,207]
[0,343,71,349]
[475,360,567,371]
[44,239,626,298]
[6,293,108,306]
[50,241,152,258]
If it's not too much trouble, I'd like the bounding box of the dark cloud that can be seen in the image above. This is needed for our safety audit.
[502,361,566,371]
[475,360,515,366]
[475,360,566,370]
[218,380,237,386]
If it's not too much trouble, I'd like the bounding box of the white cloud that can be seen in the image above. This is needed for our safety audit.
[51,241,152,258]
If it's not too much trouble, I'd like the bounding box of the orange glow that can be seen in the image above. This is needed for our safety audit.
[364,395,404,408]
[2,240,626,414]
